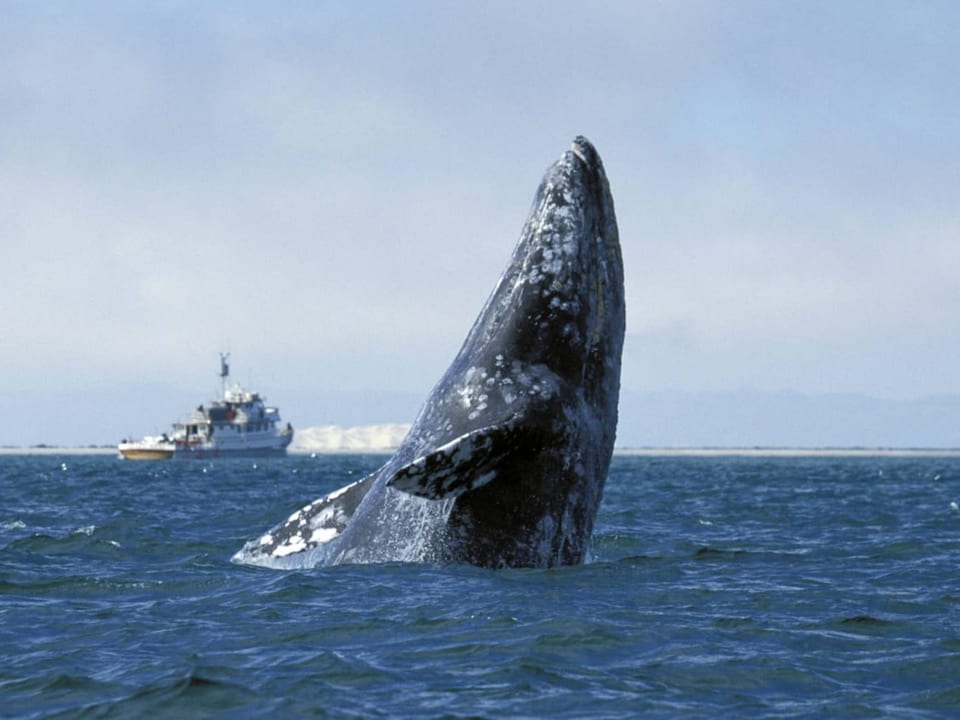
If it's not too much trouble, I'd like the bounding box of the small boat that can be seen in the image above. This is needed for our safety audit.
[118,353,294,460]
[117,434,175,460]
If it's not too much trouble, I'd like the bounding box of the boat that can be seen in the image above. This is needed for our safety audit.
[118,353,294,459]
[117,434,175,460]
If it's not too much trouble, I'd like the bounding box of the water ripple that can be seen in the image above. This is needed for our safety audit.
[1,454,959,717]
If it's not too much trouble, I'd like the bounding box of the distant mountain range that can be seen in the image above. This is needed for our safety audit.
[283,388,959,449]
[2,386,957,449]
[287,390,959,452]
[616,390,960,449]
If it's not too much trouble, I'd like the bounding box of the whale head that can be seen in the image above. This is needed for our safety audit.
[452,135,623,413]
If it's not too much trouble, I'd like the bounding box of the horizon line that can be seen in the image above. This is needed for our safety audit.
[2,446,959,458]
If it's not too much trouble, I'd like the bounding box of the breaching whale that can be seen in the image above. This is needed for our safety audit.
[233,136,624,569]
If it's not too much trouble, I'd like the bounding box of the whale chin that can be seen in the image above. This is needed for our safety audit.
[234,136,624,569]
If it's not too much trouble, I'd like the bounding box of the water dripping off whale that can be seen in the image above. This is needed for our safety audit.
[233,136,625,569]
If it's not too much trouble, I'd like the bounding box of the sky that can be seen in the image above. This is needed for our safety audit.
[2,1,959,446]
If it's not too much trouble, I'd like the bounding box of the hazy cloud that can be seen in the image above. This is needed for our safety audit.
[2,1,958,419]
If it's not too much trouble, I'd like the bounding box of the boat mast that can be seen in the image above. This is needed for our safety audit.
[220,352,230,399]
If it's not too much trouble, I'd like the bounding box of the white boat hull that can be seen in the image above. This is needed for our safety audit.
[118,441,176,460]
[174,427,294,459]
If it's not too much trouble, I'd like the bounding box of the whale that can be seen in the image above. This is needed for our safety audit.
[233,136,624,569]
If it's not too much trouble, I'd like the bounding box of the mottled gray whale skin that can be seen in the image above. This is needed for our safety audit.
[233,136,624,569]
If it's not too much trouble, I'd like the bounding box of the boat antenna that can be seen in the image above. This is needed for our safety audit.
[220,352,231,398]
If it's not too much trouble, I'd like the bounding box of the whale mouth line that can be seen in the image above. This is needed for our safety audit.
[570,143,589,165]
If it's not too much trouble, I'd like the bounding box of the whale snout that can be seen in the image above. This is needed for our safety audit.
[569,135,600,168]
[533,136,623,356]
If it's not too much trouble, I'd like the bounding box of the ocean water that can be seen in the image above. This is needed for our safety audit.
[1,452,959,719]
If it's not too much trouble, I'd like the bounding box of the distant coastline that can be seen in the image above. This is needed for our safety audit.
[2,423,959,459]
[613,447,960,458]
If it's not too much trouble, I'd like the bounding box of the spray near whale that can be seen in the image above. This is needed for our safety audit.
[233,136,624,569]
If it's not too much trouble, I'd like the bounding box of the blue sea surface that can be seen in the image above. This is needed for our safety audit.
[1,452,959,718]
